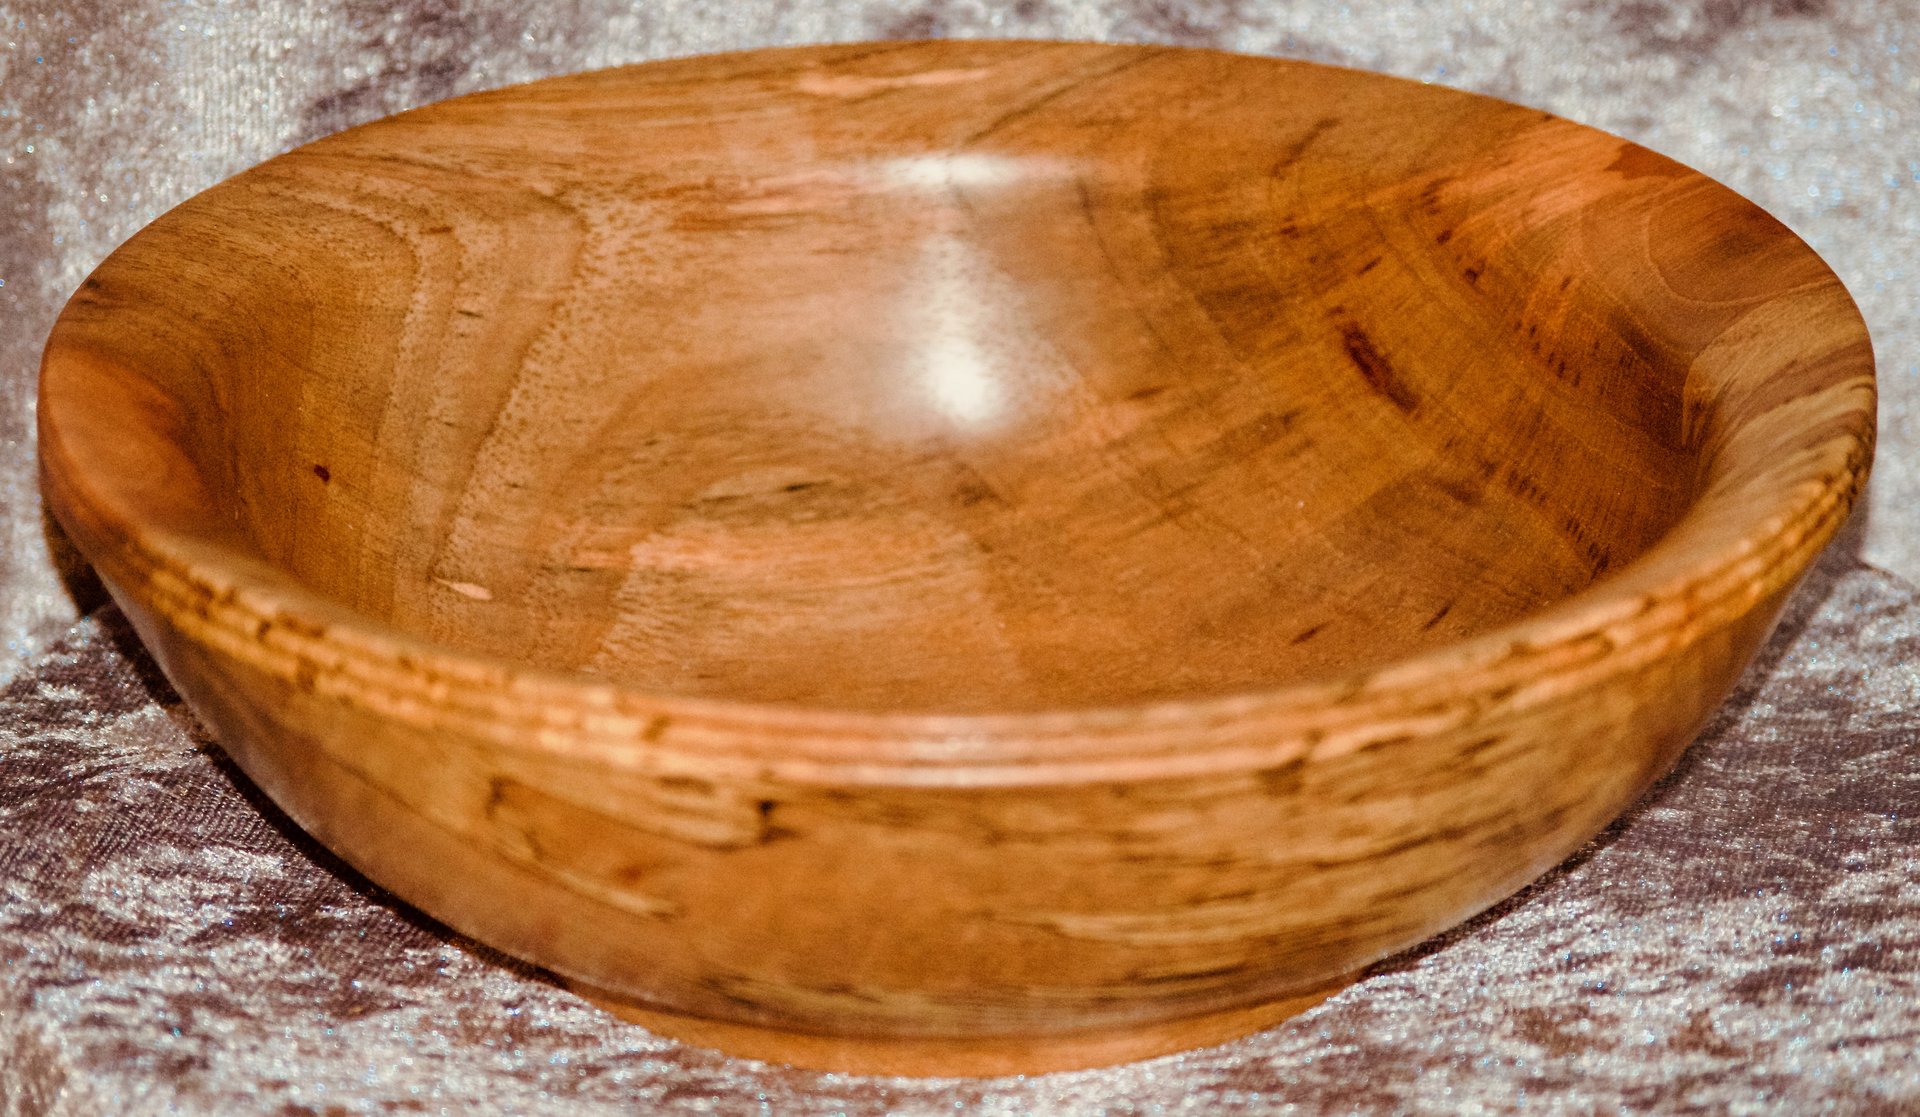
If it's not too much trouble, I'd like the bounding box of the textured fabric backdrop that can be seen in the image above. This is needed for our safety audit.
[3,2,1918,1113]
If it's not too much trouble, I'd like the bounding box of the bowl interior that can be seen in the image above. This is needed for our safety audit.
[66,45,1771,713]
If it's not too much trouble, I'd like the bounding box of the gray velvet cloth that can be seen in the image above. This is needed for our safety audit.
[2,551,1915,1114]
[3,1,1918,1112]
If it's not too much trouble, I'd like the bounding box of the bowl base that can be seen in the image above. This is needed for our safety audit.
[570,978,1355,1077]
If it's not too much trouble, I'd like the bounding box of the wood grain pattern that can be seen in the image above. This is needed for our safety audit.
[38,41,1874,1074]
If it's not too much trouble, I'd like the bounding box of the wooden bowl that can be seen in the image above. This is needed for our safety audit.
[39,41,1873,1075]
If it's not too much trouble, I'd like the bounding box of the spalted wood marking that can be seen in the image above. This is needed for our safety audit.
[1335,320,1420,414]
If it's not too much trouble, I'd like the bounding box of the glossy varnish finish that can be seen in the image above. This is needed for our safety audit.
[40,42,1874,1073]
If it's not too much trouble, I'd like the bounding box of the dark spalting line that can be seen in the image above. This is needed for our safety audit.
[1428,472,1484,507]
[695,975,769,1013]
[1270,116,1339,174]
[1256,760,1305,797]
[1599,307,1693,452]
[1557,512,1616,573]
[1367,876,1455,903]
[1305,820,1484,869]
[492,769,795,852]
[1351,733,1415,756]
[1494,463,1549,509]
[306,755,666,923]
[1121,961,1256,985]
[1335,322,1419,414]
[1288,623,1325,646]
[1608,304,1669,369]
[955,49,1170,148]
[953,478,1005,508]
[1477,801,1575,852]
[1421,599,1455,630]
[1357,255,1382,275]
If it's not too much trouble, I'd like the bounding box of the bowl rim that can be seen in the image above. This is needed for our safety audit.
[37,40,1878,785]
